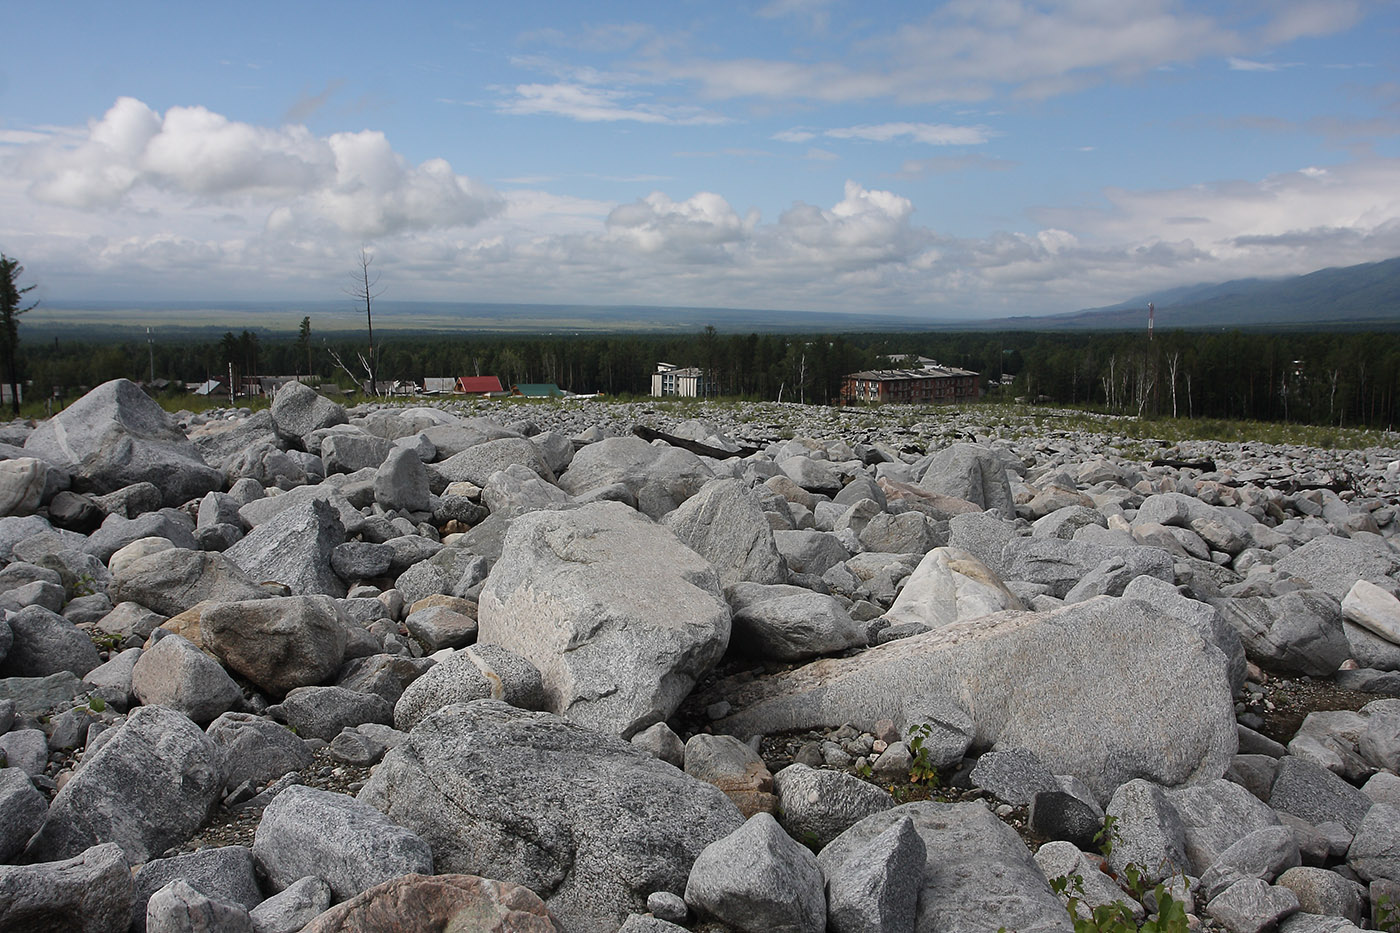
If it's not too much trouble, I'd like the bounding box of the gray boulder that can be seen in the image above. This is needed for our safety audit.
[358,700,746,933]
[1276,866,1365,924]
[86,510,199,564]
[1346,802,1400,883]
[1168,778,1283,874]
[23,705,223,863]
[726,582,866,660]
[0,766,47,861]
[132,845,263,932]
[226,498,346,598]
[320,432,391,475]
[24,379,223,506]
[1271,755,1374,834]
[999,538,1174,599]
[772,529,851,576]
[110,548,268,617]
[1105,779,1190,884]
[684,812,826,933]
[823,815,926,933]
[393,547,488,605]
[206,712,314,792]
[818,801,1070,933]
[557,436,714,518]
[247,875,332,933]
[393,643,544,731]
[969,748,1060,807]
[916,444,1015,515]
[253,784,433,900]
[145,879,254,933]
[270,382,347,447]
[663,478,787,588]
[1213,590,1349,677]
[131,633,243,726]
[1273,535,1400,601]
[435,437,554,486]
[1341,579,1400,645]
[1197,825,1301,902]
[373,446,432,513]
[201,596,350,698]
[403,603,476,652]
[0,457,47,517]
[0,842,134,933]
[1205,878,1299,933]
[0,604,102,678]
[477,501,730,737]
[713,596,1237,804]
[267,686,394,742]
[772,763,894,850]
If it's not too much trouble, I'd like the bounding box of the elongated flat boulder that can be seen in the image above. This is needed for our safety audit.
[711,595,1237,803]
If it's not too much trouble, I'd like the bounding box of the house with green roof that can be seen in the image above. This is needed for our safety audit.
[511,383,565,398]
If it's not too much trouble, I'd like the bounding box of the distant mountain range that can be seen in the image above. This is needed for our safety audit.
[975,256,1400,331]
[31,256,1400,336]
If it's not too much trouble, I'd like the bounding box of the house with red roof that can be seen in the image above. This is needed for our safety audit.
[456,376,504,395]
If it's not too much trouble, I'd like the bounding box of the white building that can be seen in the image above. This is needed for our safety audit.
[650,362,709,398]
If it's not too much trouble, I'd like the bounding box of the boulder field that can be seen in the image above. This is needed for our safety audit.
[1,378,1399,931]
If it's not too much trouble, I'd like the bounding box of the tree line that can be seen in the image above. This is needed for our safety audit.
[14,323,1400,429]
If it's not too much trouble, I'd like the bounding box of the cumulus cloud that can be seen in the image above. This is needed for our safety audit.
[9,97,503,238]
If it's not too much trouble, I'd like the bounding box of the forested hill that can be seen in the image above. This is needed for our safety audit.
[980,256,1400,331]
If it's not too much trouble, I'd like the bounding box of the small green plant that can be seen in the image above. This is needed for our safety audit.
[855,760,873,779]
[87,695,106,713]
[72,572,98,598]
[1376,894,1399,933]
[906,723,940,785]
[1095,812,1119,859]
[1049,865,1190,933]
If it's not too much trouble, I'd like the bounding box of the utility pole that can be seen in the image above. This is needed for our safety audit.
[147,328,155,383]
[229,362,235,408]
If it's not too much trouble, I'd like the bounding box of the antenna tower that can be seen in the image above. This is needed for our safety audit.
[1148,302,1155,341]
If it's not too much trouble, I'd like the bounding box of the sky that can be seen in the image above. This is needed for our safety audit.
[2,0,1399,321]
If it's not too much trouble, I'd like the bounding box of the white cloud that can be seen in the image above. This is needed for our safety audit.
[772,128,816,143]
[497,82,725,125]
[824,122,996,146]
[8,97,502,238]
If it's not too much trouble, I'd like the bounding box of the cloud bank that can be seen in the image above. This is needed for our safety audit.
[4,97,1400,317]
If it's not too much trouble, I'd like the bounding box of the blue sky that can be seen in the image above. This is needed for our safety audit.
[2,0,1398,319]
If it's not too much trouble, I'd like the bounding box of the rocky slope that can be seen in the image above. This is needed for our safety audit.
[1,378,1399,932]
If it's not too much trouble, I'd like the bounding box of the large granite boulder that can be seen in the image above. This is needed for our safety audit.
[200,595,350,698]
[818,802,1071,933]
[0,457,48,517]
[110,547,269,617]
[662,478,787,588]
[270,382,348,448]
[225,498,346,598]
[254,785,433,900]
[916,444,1015,515]
[477,501,730,737]
[435,437,555,486]
[725,582,866,661]
[557,436,714,518]
[0,843,135,933]
[359,700,746,933]
[130,632,243,726]
[24,379,223,506]
[711,595,1237,803]
[23,705,224,863]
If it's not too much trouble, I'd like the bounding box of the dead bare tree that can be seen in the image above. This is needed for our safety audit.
[347,249,383,395]
[1167,351,1181,419]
